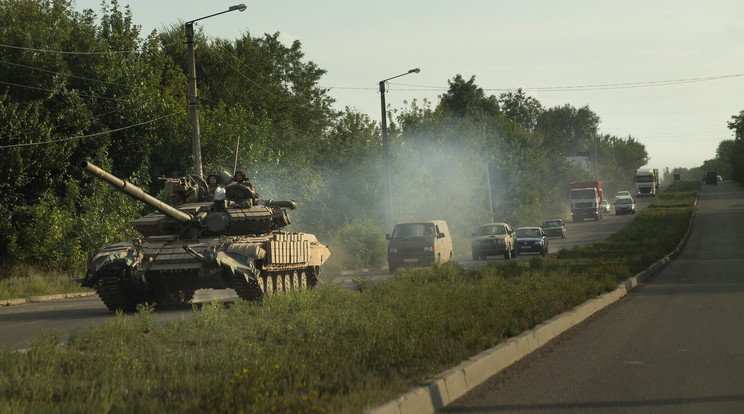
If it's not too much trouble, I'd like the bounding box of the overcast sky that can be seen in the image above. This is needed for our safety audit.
[74,0,744,171]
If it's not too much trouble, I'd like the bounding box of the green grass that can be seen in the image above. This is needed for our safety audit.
[0,263,89,300]
[0,181,700,413]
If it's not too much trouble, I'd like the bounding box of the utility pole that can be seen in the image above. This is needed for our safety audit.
[481,110,494,222]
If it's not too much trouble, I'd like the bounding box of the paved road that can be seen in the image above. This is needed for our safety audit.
[333,198,652,288]
[0,198,651,350]
[441,181,744,413]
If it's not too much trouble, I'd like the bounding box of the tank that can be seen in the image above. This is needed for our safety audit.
[78,160,330,312]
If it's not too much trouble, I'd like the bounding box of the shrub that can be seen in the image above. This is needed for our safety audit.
[328,216,386,270]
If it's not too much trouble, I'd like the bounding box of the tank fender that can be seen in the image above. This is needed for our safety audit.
[80,245,145,287]
[183,246,259,284]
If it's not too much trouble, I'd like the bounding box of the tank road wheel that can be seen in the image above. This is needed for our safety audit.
[274,274,284,292]
[264,275,274,295]
[292,271,299,289]
[229,273,263,302]
[284,273,292,291]
[94,273,138,312]
[300,271,308,288]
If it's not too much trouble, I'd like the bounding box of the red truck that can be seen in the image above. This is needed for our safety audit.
[569,181,603,222]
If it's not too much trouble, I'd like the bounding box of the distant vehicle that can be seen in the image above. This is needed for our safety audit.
[634,168,659,196]
[386,220,453,274]
[569,181,603,222]
[541,219,566,238]
[515,227,548,256]
[717,175,723,182]
[615,197,636,215]
[600,200,611,213]
[704,171,718,185]
[471,222,517,260]
[614,190,631,200]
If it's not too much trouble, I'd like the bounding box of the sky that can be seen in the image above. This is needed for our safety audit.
[73,0,744,171]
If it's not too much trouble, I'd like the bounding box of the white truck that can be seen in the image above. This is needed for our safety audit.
[634,168,659,196]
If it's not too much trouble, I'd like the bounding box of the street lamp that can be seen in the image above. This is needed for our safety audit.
[379,67,420,234]
[185,4,247,179]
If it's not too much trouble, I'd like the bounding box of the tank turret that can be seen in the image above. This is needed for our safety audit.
[78,160,330,312]
[81,161,296,239]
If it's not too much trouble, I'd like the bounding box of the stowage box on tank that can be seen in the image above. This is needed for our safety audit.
[79,161,330,312]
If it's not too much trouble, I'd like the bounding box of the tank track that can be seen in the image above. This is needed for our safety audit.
[229,272,264,302]
[93,274,138,312]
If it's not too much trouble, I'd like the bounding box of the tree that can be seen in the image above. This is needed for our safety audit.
[436,74,499,118]
[727,111,744,183]
[536,104,600,155]
[498,88,543,131]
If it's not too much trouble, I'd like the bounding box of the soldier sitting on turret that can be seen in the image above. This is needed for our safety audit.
[207,172,227,211]
[207,173,220,197]
[233,170,261,199]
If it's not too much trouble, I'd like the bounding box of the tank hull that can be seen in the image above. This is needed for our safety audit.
[82,232,330,312]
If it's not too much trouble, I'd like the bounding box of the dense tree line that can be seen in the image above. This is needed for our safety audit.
[664,112,744,185]
[1,0,659,271]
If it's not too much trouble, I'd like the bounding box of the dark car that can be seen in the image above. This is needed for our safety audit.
[541,219,566,238]
[704,171,718,185]
[471,222,517,260]
[515,227,548,256]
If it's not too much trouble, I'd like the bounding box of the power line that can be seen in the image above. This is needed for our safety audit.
[0,79,132,102]
[0,111,184,149]
[0,42,138,55]
[324,73,744,93]
[0,59,137,90]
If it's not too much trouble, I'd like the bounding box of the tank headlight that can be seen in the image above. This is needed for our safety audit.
[388,248,397,254]
[424,246,435,252]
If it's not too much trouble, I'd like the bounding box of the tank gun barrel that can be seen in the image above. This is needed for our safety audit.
[80,161,192,223]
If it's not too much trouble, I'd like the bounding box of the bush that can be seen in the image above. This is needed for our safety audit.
[327,216,386,270]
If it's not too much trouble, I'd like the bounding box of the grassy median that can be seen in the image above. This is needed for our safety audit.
[0,181,699,413]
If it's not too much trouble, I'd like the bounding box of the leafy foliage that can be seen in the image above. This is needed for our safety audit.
[0,1,662,273]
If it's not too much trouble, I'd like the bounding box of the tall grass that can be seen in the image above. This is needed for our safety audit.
[0,181,699,413]
[0,263,88,300]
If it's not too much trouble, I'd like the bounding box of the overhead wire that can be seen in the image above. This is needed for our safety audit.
[0,42,138,55]
[385,73,744,93]
[0,111,185,149]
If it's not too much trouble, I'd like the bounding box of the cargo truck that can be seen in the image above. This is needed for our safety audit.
[569,181,603,222]
[634,168,659,196]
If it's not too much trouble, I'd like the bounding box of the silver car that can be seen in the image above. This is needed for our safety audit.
[614,197,636,215]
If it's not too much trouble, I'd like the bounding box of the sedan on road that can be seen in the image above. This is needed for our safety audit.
[515,227,548,256]
[615,197,636,215]
[471,222,517,260]
[541,219,566,238]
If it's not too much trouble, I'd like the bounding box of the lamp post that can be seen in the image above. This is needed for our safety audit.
[379,68,420,234]
[185,4,247,179]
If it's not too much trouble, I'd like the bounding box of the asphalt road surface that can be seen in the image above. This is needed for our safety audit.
[441,181,744,413]
[0,198,651,351]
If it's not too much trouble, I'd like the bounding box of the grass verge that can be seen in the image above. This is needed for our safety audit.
[0,263,89,300]
[0,181,699,413]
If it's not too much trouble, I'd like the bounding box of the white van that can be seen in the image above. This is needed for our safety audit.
[385,220,453,274]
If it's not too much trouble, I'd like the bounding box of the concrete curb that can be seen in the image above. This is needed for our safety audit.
[1,291,96,307]
[367,197,698,414]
